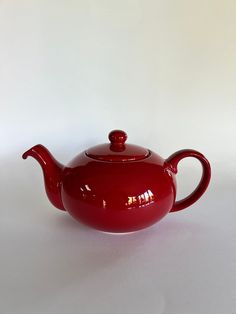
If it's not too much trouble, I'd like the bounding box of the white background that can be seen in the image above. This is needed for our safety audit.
[1,1,236,313]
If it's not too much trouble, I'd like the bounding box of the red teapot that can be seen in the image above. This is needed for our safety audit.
[23,130,211,233]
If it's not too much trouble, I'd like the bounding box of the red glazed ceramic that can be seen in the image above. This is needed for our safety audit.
[22,130,211,233]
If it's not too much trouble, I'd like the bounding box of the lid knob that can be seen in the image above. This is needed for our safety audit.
[108,130,127,146]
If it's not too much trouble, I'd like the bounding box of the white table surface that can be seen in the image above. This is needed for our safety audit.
[1,157,236,314]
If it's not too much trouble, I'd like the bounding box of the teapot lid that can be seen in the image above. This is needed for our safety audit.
[85,130,150,162]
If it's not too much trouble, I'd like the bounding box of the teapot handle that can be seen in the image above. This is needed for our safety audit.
[166,149,211,212]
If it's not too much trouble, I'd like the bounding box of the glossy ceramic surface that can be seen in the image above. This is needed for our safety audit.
[22,130,211,233]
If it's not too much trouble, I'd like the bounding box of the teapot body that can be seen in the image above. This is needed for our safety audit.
[61,152,176,232]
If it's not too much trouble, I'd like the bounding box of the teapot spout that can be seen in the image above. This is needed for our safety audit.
[22,144,65,211]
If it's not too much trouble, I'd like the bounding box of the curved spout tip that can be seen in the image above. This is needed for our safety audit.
[22,149,30,159]
[22,144,44,160]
